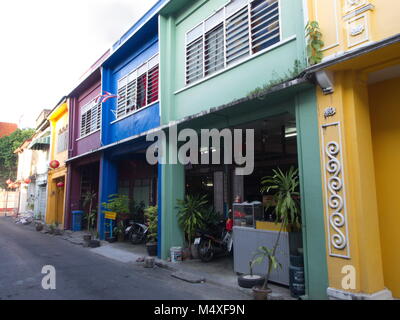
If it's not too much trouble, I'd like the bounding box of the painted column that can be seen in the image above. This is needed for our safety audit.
[316,70,391,299]
[98,152,117,239]
[295,89,329,300]
[160,140,185,259]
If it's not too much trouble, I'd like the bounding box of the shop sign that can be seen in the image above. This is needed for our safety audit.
[104,211,117,220]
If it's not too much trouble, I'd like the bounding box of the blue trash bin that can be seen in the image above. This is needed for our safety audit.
[72,210,84,231]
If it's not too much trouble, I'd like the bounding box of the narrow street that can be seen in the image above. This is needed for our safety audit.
[0,217,249,300]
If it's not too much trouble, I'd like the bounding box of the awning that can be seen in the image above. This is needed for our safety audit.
[28,135,50,150]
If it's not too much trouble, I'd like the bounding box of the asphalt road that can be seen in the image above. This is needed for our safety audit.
[0,217,249,300]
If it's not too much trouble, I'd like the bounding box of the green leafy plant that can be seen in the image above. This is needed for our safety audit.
[305,21,324,65]
[176,195,208,246]
[102,194,130,214]
[255,167,301,290]
[252,246,282,289]
[113,220,125,237]
[144,206,158,243]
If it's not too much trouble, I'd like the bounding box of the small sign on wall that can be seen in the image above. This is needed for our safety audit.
[104,211,117,220]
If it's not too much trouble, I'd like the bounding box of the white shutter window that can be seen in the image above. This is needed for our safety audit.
[183,0,281,85]
[117,77,127,118]
[250,0,280,54]
[126,72,137,113]
[205,23,225,76]
[79,99,101,138]
[186,37,204,84]
[225,6,250,65]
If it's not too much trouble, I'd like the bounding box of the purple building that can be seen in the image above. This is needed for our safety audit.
[64,50,110,230]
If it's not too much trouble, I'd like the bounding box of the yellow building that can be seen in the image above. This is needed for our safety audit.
[45,98,69,228]
[307,0,400,299]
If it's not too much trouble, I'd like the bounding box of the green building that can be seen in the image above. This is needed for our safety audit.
[158,0,328,299]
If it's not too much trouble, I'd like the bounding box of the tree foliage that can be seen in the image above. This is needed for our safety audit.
[306,21,324,65]
[0,128,35,188]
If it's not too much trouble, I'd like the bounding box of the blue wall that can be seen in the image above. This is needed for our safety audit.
[98,9,162,240]
[101,18,160,146]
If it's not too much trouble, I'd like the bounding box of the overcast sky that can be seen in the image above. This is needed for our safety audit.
[0,0,158,129]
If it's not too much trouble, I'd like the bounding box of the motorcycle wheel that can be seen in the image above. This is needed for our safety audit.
[129,224,145,244]
[198,239,214,262]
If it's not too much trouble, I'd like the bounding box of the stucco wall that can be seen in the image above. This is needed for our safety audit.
[369,76,400,298]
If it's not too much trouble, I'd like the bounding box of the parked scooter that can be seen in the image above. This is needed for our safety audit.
[125,220,148,244]
[195,217,233,262]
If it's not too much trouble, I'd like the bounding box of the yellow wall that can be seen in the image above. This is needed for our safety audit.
[308,0,400,60]
[369,76,400,298]
[45,100,69,227]
[49,101,68,164]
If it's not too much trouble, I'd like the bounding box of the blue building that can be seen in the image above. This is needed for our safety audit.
[97,1,165,249]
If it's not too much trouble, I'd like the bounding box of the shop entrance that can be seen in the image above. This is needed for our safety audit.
[184,113,301,292]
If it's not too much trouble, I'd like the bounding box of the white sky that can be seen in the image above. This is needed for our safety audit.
[0,0,158,129]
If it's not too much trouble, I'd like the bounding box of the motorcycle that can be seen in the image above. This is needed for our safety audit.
[125,220,148,244]
[195,218,233,262]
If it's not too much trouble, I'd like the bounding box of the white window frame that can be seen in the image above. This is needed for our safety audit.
[79,97,102,139]
[114,53,160,121]
[185,0,281,86]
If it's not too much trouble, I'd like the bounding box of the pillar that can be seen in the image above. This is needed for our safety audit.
[316,70,391,299]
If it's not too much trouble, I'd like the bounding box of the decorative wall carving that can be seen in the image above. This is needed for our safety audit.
[321,122,350,259]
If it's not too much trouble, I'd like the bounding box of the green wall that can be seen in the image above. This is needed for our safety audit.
[158,0,328,299]
[296,88,329,300]
[160,0,307,124]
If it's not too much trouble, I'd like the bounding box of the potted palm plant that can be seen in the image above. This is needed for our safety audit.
[251,167,300,300]
[102,194,130,242]
[144,206,158,256]
[176,195,208,259]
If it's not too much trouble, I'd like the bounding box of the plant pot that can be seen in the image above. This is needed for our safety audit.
[146,242,158,256]
[190,244,199,259]
[252,286,272,300]
[35,223,43,232]
[54,229,62,236]
[117,234,125,242]
[238,274,265,289]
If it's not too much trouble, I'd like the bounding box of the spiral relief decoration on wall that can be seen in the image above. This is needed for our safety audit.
[322,122,350,259]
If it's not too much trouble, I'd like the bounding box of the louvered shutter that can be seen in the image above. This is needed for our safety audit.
[186,37,204,84]
[225,6,250,66]
[205,23,224,76]
[250,0,280,53]
[117,77,127,118]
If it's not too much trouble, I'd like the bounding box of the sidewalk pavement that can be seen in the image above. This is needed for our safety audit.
[89,241,294,300]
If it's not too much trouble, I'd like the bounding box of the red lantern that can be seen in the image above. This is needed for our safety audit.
[6,179,12,185]
[24,178,31,184]
[56,182,65,188]
[49,160,60,169]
